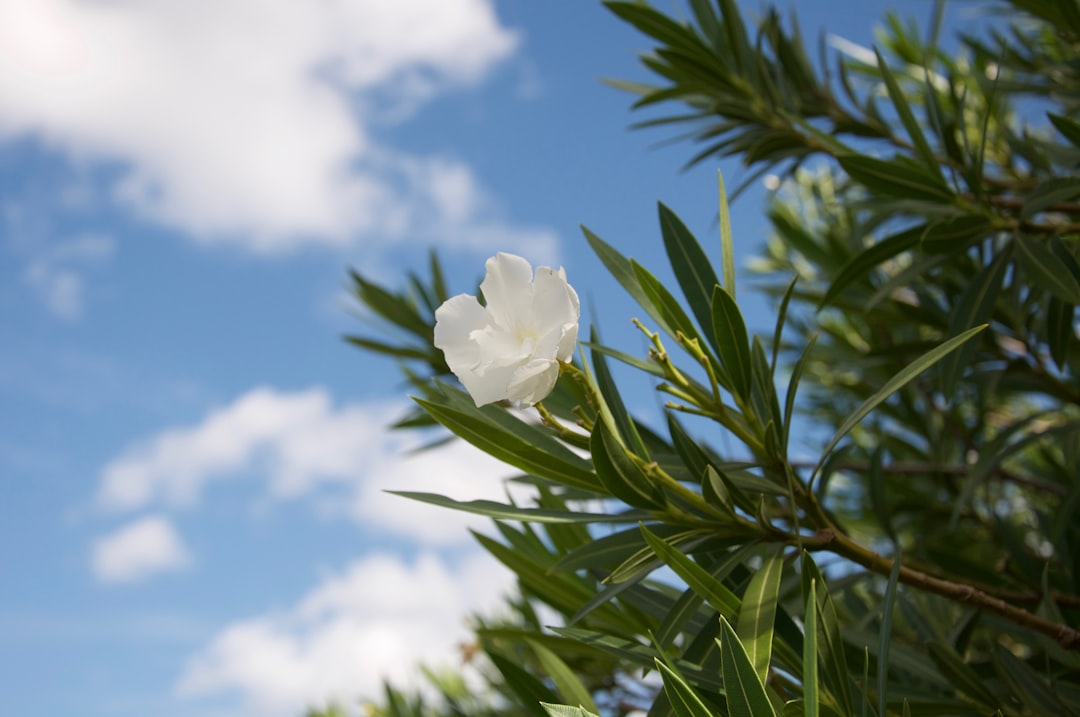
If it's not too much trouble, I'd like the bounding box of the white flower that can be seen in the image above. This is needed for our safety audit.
[434,252,580,407]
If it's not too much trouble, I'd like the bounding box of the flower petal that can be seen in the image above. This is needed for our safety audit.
[458,360,519,407]
[480,252,534,331]
[530,265,580,359]
[555,322,579,363]
[506,358,560,406]
[434,294,488,356]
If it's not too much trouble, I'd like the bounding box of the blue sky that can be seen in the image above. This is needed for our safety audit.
[0,2,961,715]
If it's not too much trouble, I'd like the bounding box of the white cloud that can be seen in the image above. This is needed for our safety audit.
[177,550,513,716]
[21,233,113,319]
[92,514,192,584]
[97,386,527,545]
[0,0,552,253]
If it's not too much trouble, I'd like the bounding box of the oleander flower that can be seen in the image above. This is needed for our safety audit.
[434,252,580,407]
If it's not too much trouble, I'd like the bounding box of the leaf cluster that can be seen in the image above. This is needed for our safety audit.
[340,1,1080,716]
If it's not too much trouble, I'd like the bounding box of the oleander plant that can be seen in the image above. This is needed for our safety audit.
[325,1,1080,715]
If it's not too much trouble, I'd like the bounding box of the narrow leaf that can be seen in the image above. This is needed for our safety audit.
[660,202,721,350]
[819,224,926,308]
[838,154,953,203]
[920,215,994,255]
[591,420,666,509]
[1049,112,1080,148]
[591,328,649,457]
[530,641,599,714]
[719,171,737,296]
[939,249,1008,396]
[877,557,902,714]
[1015,235,1080,305]
[634,260,713,357]
[1021,177,1080,220]
[390,492,631,524]
[803,580,819,717]
[541,705,600,717]
[812,325,986,481]
[655,660,716,717]
[582,225,674,336]
[712,284,753,400]
[720,616,779,717]
[488,651,557,717]
[736,549,785,685]
[926,641,998,708]
[801,553,853,715]
[874,48,940,178]
[641,525,742,618]
[415,396,601,493]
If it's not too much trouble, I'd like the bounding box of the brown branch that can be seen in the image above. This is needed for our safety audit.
[802,528,1080,651]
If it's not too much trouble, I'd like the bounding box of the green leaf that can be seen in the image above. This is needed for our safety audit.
[771,276,798,373]
[877,557,902,715]
[348,270,433,340]
[920,215,994,255]
[591,420,667,509]
[582,225,673,336]
[736,548,785,685]
[655,659,716,717]
[660,202,721,351]
[782,334,817,451]
[874,48,940,178]
[720,616,779,717]
[634,259,715,358]
[1046,297,1075,371]
[811,325,986,481]
[926,641,998,709]
[1021,177,1080,220]
[415,396,601,493]
[712,285,753,400]
[994,644,1072,717]
[342,335,433,361]
[541,705,601,717]
[1015,235,1080,305]
[866,447,896,546]
[1049,112,1080,148]
[938,249,1008,396]
[801,553,853,716]
[656,542,761,649]
[641,524,742,618]
[838,154,954,203]
[719,171,737,296]
[581,340,666,379]
[819,224,926,308]
[803,580,819,717]
[488,651,557,717]
[590,329,649,457]
[552,523,689,573]
[389,492,635,524]
[529,641,600,714]
[550,626,661,674]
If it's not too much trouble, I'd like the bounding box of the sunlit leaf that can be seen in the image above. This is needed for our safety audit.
[719,615,779,717]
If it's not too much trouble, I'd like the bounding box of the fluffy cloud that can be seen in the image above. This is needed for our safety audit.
[97,387,525,545]
[0,0,552,253]
[92,514,192,584]
[177,550,513,716]
[21,233,113,319]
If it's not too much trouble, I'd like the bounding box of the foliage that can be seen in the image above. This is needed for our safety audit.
[338,1,1080,716]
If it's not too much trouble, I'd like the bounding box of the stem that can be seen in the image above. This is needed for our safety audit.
[535,402,590,450]
[802,529,1080,651]
[633,453,750,524]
